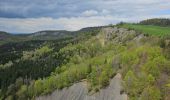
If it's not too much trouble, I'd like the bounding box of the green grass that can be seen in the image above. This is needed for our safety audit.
[120,24,170,37]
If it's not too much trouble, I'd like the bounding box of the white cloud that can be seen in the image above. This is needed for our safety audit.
[1,0,170,33]
[101,9,110,15]
[1,13,170,33]
[81,10,98,17]
[0,17,108,33]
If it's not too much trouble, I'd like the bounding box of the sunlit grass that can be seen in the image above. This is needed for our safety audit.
[120,24,170,37]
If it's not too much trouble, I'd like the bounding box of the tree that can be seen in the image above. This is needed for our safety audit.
[147,74,155,85]
[87,64,92,74]
[15,77,23,89]
[142,61,160,77]
[124,70,138,96]
[16,85,27,100]
[99,71,109,87]
[140,86,161,100]
[34,79,43,96]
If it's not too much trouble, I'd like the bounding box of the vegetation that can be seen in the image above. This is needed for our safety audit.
[0,38,74,99]
[1,19,170,100]
[120,45,170,99]
[0,27,102,99]
[0,26,102,45]
[139,18,170,27]
[120,23,170,37]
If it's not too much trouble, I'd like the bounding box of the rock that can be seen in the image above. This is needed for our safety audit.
[100,27,143,44]
[36,73,128,100]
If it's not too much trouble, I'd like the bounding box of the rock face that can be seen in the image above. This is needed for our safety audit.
[36,73,128,100]
[100,27,143,45]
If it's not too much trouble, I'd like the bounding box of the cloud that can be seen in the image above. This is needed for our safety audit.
[1,0,170,18]
[1,14,170,33]
[0,0,170,33]
[0,16,111,33]
[81,9,111,17]
[81,10,98,17]
[0,16,115,33]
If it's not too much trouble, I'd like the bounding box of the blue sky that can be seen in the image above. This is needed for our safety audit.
[0,0,170,33]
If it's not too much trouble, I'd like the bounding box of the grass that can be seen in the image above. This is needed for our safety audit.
[120,24,170,37]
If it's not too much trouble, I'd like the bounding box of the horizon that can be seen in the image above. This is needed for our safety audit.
[0,0,170,33]
[5,25,106,34]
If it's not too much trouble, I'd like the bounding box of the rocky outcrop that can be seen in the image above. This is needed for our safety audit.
[36,73,127,100]
[100,27,143,45]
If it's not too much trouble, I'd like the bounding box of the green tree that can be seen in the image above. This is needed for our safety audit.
[34,79,43,96]
[140,86,161,100]
[142,61,160,77]
[99,71,109,87]
[147,74,155,85]
[16,85,27,100]
[124,70,138,96]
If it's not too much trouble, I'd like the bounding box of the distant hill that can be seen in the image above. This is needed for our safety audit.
[29,26,104,40]
[139,18,170,27]
[0,31,12,40]
[0,26,103,45]
[0,31,34,45]
[29,30,75,40]
[0,31,25,45]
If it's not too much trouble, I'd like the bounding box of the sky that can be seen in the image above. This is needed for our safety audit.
[0,0,170,33]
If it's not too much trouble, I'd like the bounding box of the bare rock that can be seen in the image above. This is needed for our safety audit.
[36,73,128,100]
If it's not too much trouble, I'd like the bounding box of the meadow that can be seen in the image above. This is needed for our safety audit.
[120,24,170,37]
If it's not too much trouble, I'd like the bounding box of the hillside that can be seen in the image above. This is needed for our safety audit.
[0,31,11,39]
[34,26,170,100]
[0,21,170,100]
[1,0,170,99]
[0,26,102,100]
[0,31,23,45]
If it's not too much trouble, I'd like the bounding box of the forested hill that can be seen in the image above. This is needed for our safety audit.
[0,31,27,45]
[0,26,102,100]
[29,30,73,40]
[139,18,170,26]
[0,26,103,45]
[0,31,10,37]
[0,19,170,100]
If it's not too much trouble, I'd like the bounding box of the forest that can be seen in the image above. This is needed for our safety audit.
[139,18,170,27]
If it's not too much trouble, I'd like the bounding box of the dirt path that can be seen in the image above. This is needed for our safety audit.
[36,73,128,100]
